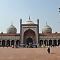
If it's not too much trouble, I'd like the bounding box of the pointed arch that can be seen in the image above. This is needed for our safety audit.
[23,29,36,44]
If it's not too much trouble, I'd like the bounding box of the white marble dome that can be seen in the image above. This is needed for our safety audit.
[42,23,52,33]
[25,16,34,24]
[7,24,17,34]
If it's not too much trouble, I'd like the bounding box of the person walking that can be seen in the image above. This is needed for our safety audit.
[47,47,50,54]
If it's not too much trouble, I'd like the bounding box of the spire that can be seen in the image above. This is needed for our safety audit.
[25,16,34,24]
[29,16,30,20]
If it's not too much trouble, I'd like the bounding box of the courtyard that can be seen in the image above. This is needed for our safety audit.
[0,46,60,60]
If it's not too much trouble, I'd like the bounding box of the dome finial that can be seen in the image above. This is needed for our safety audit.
[25,16,34,24]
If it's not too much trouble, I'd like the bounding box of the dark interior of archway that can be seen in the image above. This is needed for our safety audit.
[2,40,5,46]
[16,40,20,45]
[39,40,43,45]
[44,40,48,46]
[24,29,35,44]
[58,40,60,45]
[49,40,52,46]
[7,40,10,46]
[11,40,14,46]
[53,40,57,46]
[26,38,33,45]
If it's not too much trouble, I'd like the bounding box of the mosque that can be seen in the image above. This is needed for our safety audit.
[0,16,60,47]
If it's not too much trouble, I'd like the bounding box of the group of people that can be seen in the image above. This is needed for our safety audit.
[2,44,19,48]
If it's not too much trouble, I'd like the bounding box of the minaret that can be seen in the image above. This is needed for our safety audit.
[20,18,22,43]
[20,18,22,25]
[37,18,39,43]
[37,18,39,33]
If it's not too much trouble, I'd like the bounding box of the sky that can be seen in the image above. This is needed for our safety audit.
[0,0,60,33]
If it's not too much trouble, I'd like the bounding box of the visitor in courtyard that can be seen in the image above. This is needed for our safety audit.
[47,47,50,54]
[12,45,14,48]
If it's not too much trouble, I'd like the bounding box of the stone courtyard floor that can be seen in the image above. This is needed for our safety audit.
[0,46,60,60]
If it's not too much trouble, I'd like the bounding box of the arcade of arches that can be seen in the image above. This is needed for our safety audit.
[23,29,36,44]
[39,39,60,46]
[0,39,60,47]
[0,40,20,47]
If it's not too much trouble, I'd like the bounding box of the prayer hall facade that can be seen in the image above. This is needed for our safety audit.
[0,17,60,47]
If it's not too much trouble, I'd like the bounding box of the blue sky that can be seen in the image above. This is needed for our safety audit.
[0,0,60,33]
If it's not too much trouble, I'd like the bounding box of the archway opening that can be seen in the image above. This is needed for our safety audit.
[53,40,57,46]
[26,38,33,45]
[23,29,36,44]
[58,39,60,46]
[49,40,52,46]
[16,40,20,46]
[2,40,5,46]
[44,40,48,46]
[11,40,14,46]
[39,40,43,46]
[0,41,1,46]
[7,40,10,46]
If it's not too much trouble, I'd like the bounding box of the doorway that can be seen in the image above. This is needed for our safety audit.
[26,38,33,45]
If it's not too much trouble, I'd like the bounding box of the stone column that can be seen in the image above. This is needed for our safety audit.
[0,40,2,45]
[57,40,58,46]
[52,40,53,45]
[46,40,48,46]
[43,40,44,45]
[48,40,49,46]
[14,40,16,46]
[5,40,7,46]
[10,40,11,47]
[1,40,2,46]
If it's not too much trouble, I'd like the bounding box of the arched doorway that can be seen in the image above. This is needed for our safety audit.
[23,29,36,44]
[49,40,52,46]
[2,40,5,46]
[44,40,48,46]
[39,40,43,46]
[26,38,33,45]
[0,41,1,46]
[7,40,10,46]
[11,40,15,46]
[58,39,60,46]
[16,40,20,46]
[53,40,57,46]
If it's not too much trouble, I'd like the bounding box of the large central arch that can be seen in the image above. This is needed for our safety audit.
[23,29,36,44]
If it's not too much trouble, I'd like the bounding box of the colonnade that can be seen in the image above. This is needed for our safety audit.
[39,39,60,46]
[0,40,20,47]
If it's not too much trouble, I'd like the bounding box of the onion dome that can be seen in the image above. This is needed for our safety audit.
[42,22,52,33]
[25,16,34,24]
[7,24,17,34]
